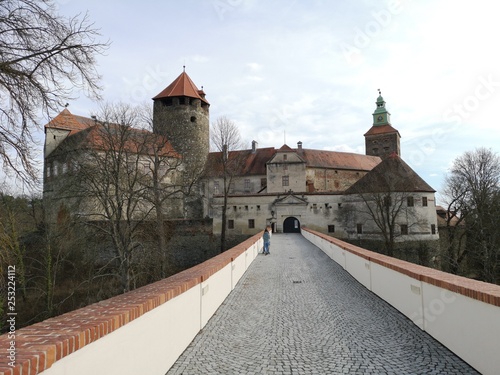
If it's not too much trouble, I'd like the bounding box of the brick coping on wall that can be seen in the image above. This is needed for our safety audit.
[0,233,262,375]
[303,227,500,307]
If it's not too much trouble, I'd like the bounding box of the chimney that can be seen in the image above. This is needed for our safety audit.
[297,141,303,151]
[252,140,258,153]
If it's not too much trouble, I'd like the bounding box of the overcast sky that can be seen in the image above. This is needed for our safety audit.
[21,0,500,200]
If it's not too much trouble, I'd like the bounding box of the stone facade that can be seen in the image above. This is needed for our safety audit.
[43,71,439,247]
[203,91,439,245]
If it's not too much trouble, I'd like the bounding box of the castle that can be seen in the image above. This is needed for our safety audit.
[43,70,438,244]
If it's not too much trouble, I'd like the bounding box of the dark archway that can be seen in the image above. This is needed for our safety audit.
[283,217,301,233]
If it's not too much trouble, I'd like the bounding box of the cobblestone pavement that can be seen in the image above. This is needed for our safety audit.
[167,234,479,375]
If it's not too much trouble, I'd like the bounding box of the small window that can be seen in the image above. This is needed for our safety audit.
[357,224,363,234]
[261,178,266,188]
[407,196,414,207]
[400,224,408,235]
[244,179,250,190]
[328,225,335,233]
[422,197,428,207]
[245,205,248,211]
[282,176,289,186]
[233,206,237,211]
[283,165,288,172]
[228,220,234,229]
[256,205,261,211]
[190,116,196,123]
[431,224,436,234]
[213,181,220,194]
[248,219,255,229]
[283,154,287,161]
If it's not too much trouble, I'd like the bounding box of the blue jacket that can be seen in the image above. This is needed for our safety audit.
[263,231,271,242]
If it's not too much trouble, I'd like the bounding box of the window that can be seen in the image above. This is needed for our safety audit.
[248,219,255,229]
[261,178,266,188]
[328,225,335,233]
[244,179,250,191]
[283,164,288,172]
[282,176,289,186]
[245,205,248,211]
[228,220,234,229]
[283,154,287,161]
[357,224,363,234]
[422,196,428,207]
[407,196,414,207]
[431,224,436,234]
[400,224,408,235]
[46,164,52,178]
[256,205,261,211]
[213,181,220,194]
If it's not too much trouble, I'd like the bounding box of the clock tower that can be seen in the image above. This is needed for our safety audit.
[364,90,401,159]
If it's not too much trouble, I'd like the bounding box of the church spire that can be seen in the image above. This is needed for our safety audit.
[372,89,391,126]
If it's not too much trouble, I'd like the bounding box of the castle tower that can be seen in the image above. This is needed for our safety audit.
[364,90,401,159]
[152,69,210,175]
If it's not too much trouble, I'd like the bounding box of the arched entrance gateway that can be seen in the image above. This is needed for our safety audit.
[283,217,301,233]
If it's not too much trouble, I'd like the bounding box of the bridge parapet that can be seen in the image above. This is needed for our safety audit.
[302,227,500,375]
[0,233,263,375]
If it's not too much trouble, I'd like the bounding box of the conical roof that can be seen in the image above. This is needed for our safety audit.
[345,153,435,194]
[152,71,209,105]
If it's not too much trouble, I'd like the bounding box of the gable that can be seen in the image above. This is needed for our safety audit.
[274,193,308,206]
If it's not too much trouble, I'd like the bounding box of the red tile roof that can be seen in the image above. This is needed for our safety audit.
[45,108,95,135]
[278,144,294,151]
[205,147,382,177]
[364,124,400,136]
[46,110,179,159]
[345,153,435,194]
[300,149,381,170]
[153,71,209,105]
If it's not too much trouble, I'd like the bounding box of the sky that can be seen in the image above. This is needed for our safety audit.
[11,0,500,201]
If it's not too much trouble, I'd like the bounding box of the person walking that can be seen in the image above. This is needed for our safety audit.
[263,227,271,255]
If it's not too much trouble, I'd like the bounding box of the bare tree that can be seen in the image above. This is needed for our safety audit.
[440,173,468,274]
[443,148,500,283]
[341,155,431,257]
[0,0,108,182]
[67,103,154,292]
[210,116,244,252]
[138,105,187,278]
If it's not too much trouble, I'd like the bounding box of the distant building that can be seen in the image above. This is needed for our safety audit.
[43,70,438,244]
